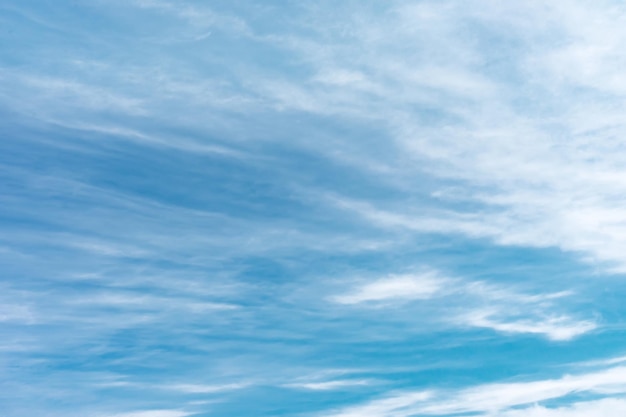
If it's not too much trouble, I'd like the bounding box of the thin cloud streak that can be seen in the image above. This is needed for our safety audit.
[330,268,596,340]
[331,272,444,305]
[107,411,191,417]
[285,379,372,391]
[325,364,626,417]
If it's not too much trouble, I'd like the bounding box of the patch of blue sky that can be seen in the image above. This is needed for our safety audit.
[4,0,626,416]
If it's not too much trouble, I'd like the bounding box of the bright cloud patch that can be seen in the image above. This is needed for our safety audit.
[286,379,371,391]
[463,310,597,341]
[332,272,444,304]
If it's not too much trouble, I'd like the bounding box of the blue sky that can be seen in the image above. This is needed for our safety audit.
[3,0,626,416]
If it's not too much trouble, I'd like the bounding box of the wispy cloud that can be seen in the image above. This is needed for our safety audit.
[285,379,372,391]
[129,0,252,38]
[241,0,626,273]
[331,268,595,340]
[331,271,444,305]
[461,309,597,341]
[165,383,249,394]
[108,411,191,417]
[3,1,626,416]
[325,363,626,417]
[500,398,626,417]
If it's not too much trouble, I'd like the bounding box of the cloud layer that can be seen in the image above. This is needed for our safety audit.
[1,0,625,416]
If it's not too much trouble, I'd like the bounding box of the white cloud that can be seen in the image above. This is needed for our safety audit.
[331,268,595,340]
[461,309,597,341]
[256,1,626,274]
[9,0,626,281]
[332,272,444,304]
[286,379,371,391]
[328,391,433,417]
[108,411,191,417]
[166,383,248,394]
[579,355,626,367]
[500,398,626,417]
[324,364,626,417]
